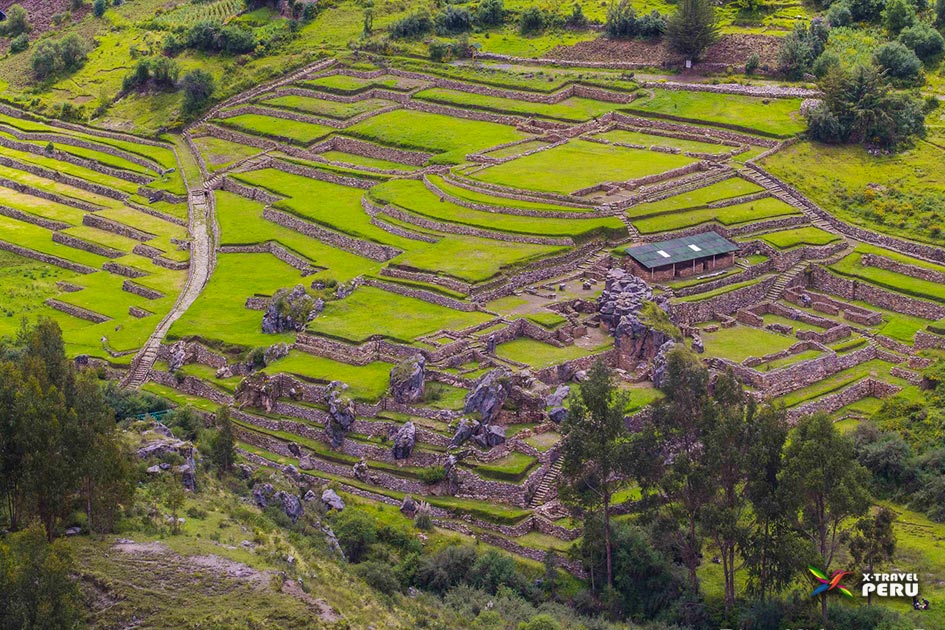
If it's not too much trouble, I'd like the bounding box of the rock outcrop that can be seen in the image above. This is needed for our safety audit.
[321,488,345,512]
[235,372,299,412]
[598,268,677,372]
[326,387,355,448]
[389,354,425,404]
[463,368,511,424]
[651,340,677,389]
[261,285,323,334]
[392,422,416,460]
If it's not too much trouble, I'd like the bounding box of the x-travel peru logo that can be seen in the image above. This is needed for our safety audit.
[809,566,856,599]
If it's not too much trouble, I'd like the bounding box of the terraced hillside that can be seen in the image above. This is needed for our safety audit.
[3,58,943,577]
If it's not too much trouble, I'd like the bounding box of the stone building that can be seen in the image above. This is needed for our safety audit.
[625,231,738,281]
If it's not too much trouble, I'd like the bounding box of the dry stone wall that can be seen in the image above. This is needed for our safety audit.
[263,207,401,261]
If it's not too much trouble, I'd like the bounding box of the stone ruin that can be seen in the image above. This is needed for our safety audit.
[138,424,197,491]
[598,269,677,373]
[235,372,300,412]
[261,285,324,334]
[389,354,425,404]
[326,384,356,448]
[463,368,511,424]
[391,421,416,459]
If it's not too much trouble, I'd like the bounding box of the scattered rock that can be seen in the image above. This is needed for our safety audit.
[389,354,425,404]
[449,418,476,448]
[545,384,570,408]
[274,491,304,522]
[473,424,506,448]
[252,483,275,509]
[326,388,356,448]
[353,458,368,481]
[264,342,291,365]
[548,406,568,424]
[303,489,318,502]
[400,495,418,517]
[444,454,459,495]
[692,333,704,354]
[321,489,345,512]
[167,340,188,372]
[463,368,511,424]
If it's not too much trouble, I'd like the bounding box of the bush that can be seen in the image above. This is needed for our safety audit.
[518,6,545,34]
[30,34,88,80]
[436,6,471,35]
[812,50,841,77]
[883,0,916,35]
[93,0,107,17]
[0,4,31,37]
[475,0,505,27]
[355,560,402,595]
[181,69,215,117]
[874,41,922,81]
[122,57,180,92]
[849,0,884,21]
[390,11,433,39]
[938,0,945,26]
[826,1,853,26]
[899,22,945,60]
[745,52,760,74]
[519,614,561,630]
[638,10,667,37]
[605,0,638,38]
[9,32,29,54]
[565,3,588,28]
[333,509,378,563]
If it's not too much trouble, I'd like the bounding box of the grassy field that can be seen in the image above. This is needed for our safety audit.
[413,88,621,122]
[264,351,393,402]
[633,197,801,234]
[597,128,734,154]
[627,90,806,137]
[699,324,798,362]
[191,134,262,171]
[830,253,945,305]
[758,226,841,249]
[344,110,527,164]
[259,95,391,119]
[626,177,765,218]
[427,174,594,213]
[218,114,333,145]
[494,338,603,368]
[307,286,492,343]
[471,139,695,194]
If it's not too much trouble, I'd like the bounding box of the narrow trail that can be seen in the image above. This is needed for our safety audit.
[122,152,216,389]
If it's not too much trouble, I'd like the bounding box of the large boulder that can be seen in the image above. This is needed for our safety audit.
[274,491,304,522]
[598,269,677,371]
[167,340,188,372]
[449,418,476,448]
[651,340,677,389]
[326,387,356,448]
[444,455,459,495]
[400,495,418,517]
[473,424,506,448]
[392,422,416,460]
[548,406,568,424]
[545,385,571,408]
[235,372,299,413]
[262,285,323,334]
[389,355,425,404]
[353,458,369,481]
[322,488,345,512]
[463,368,511,424]
[252,483,275,509]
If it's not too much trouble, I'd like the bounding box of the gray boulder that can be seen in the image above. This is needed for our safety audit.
[322,488,345,512]
[353,458,368,481]
[326,389,356,448]
[463,368,511,424]
[545,385,571,408]
[167,341,188,372]
[392,422,416,460]
[652,340,677,389]
[389,354,426,404]
[303,489,318,502]
[400,495,418,517]
[262,285,323,334]
[473,424,506,448]
[444,454,459,495]
[548,406,568,424]
[274,491,304,522]
[264,342,291,365]
[252,483,275,509]
[692,333,704,354]
[449,418,476,448]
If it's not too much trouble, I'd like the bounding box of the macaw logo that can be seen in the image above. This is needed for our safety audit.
[809,566,855,599]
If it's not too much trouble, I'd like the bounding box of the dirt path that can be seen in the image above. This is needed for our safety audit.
[122,151,216,389]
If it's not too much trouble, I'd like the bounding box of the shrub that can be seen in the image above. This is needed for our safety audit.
[93,0,107,17]
[883,0,917,35]
[638,10,667,37]
[30,34,88,80]
[0,4,31,37]
[181,69,215,117]
[899,22,945,60]
[812,50,841,77]
[565,3,588,28]
[9,32,29,54]
[849,0,884,21]
[390,11,433,39]
[666,0,720,61]
[826,1,853,26]
[333,509,378,563]
[605,0,638,38]
[777,21,828,79]
[745,52,760,74]
[938,0,945,26]
[355,560,402,595]
[436,6,471,35]
[518,6,545,34]
[519,615,561,630]
[874,40,922,82]
[475,0,505,27]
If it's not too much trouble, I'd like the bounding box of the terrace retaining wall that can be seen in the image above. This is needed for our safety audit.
[45,298,109,323]
[263,207,401,262]
[808,266,945,321]
[0,239,97,273]
[0,204,70,230]
[82,213,155,241]
[785,378,901,423]
[52,232,123,259]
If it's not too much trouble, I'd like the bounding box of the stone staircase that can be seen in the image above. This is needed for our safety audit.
[124,345,158,389]
[529,457,563,508]
[744,167,838,233]
[764,262,808,301]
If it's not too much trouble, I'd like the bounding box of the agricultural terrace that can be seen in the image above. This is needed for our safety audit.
[6,57,943,576]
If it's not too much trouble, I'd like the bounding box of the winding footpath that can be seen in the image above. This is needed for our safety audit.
[123,164,216,389]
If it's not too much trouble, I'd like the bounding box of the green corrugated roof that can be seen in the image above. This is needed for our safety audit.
[625,231,738,269]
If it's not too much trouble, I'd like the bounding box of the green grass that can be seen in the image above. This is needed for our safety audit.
[699,324,798,363]
[191,134,262,171]
[217,114,333,145]
[466,452,538,482]
[471,139,695,194]
[344,110,527,164]
[494,338,605,369]
[370,180,624,241]
[774,359,899,407]
[299,74,421,93]
[307,285,491,344]
[830,253,945,305]
[413,88,620,122]
[263,351,393,402]
[758,226,841,249]
[427,174,594,214]
[318,151,420,171]
[756,348,823,370]
[259,95,391,119]
[597,129,735,154]
[633,197,800,234]
[0,250,83,339]
[627,177,765,218]
[627,89,806,137]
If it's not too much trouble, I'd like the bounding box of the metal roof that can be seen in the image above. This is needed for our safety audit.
[625,231,738,269]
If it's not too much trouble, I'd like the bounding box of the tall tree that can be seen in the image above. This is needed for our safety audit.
[742,405,804,601]
[211,406,235,473]
[558,361,631,588]
[701,371,754,612]
[643,346,713,591]
[665,0,720,62]
[848,507,896,606]
[779,413,870,624]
